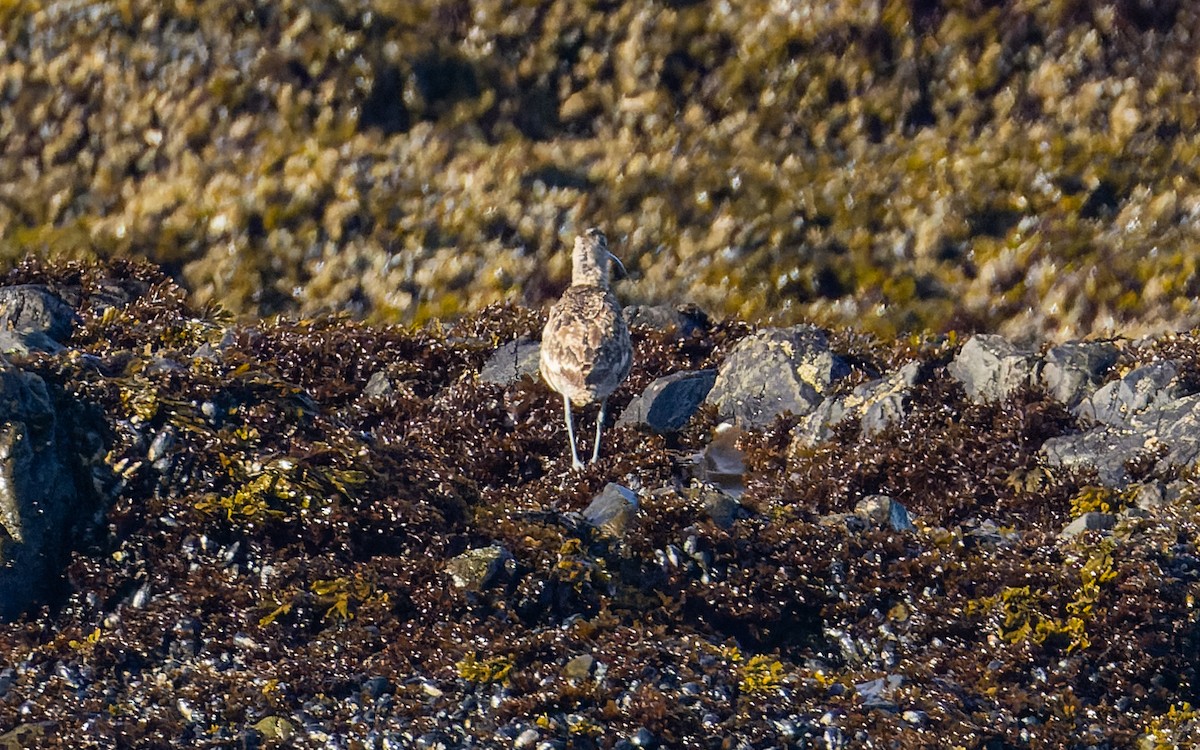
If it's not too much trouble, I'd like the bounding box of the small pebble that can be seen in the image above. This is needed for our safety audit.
[902,710,927,725]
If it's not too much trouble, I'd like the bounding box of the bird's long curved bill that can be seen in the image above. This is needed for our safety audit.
[609,252,628,280]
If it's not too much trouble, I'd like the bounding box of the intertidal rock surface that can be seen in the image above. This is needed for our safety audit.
[0,262,1197,747]
[4,1,1200,340]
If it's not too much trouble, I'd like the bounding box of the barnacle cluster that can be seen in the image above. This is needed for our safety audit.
[3,1,1200,341]
[0,261,1192,745]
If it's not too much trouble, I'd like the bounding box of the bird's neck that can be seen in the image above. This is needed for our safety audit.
[572,264,607,288]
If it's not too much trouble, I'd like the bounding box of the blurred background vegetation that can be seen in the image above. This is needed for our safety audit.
[2,0,1199,341]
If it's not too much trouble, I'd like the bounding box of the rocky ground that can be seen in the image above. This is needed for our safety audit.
[4,0,1200,340]
[0,261,1197,748]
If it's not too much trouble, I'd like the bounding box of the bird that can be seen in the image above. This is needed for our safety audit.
[539,228,633,469]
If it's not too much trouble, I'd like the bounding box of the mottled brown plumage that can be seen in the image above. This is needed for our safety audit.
[540,229,632,468]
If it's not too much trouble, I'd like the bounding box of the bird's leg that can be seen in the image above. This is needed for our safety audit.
[590,399,607,464]
[563,395,583,469]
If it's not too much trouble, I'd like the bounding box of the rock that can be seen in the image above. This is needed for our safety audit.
[947,335,1037,404]
[793,361,922,447]
[582,483,638,537]
[1041,427,1147,487]
[697,485,744,529]
[902,710,928,726]
[618,369,716,433]
[624,303,711,339]
[854,495,915,532]
[191,328,238,362]
[861,391,907,436]
[1060,512,1117,538]
[251,716,296,742]
[514,728,540,748]
[965,518,1020,546]
[0,329,64,356]
[706,325,848,428]
[480,337,541,385]
[0,359,89,620]
[818,512,866,532]
[1074,361,1183,426]
[445,544,512,591]
[794,397,850,447]
[364,370,395,399]
[1131,481,1166,511]
[0,285,78,342]
[855,674,904,711]
[1039,341,1119,408]
[562,654,595,680]
[1046,392,1200,487]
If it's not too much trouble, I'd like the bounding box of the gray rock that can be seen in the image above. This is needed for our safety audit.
[1128,392,1200,467]
[364,370,395,399]
[947,334,1037,404]
[854,495,915,531]
[480,337,541,386]
[1041,426,1148,487]
[697,485,744,529]
[0,359,85,620]
[0,330,63,356]
[618,369,716,433]
[855,674,904,711]
[1060,512,1117,538]
[445,545,512,591]
[562,654,595,680]
[0,285,78,341]
[706,325,848,428]
[794,397,849,447]
[1039,341,1119,408]
[794,361,922,447]
[624,303,710,339]
[1074,361,1184,426]
[862,392,907,436]
[191,328,238,362]
[582,483,638,537]
[1131,481,1166,511]
[902,710,928,726]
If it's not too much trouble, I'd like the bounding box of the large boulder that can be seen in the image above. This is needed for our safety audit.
[706,325,847,428]
[0,357,86,619]
[947,334,1037,404]
[1043,392,1200,487]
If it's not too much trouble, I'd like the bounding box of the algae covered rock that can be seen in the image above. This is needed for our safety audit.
[706,325,847,428]
[0,359,86,620]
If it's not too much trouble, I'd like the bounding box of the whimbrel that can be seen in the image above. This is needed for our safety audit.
[540,228,633,469]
